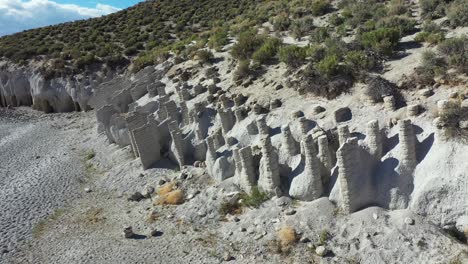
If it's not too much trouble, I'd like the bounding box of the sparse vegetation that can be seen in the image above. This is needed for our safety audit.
[278,45,307,68]
[239,186,269,208]
[276,227,297,253]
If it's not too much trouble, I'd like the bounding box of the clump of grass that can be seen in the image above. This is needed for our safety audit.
[319,229,330,245]
[219,201,243,216]
[85,150,95,160]
[32,208,65,238]
[277,226,297,253]
[157,182,175,196]
[155,189,185,205]
[239,186,269,208]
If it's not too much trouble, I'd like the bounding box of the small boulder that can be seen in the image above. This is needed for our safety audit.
[404,217,415,225]
[123,226,134,239]
[128,192,144,202]
[334,107,352,123]
[315,246,328,257]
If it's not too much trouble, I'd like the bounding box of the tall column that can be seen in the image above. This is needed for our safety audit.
[366,120,382,159]
[256,115,269,136]
[238,146,256,193]
[289,134,323,201]
[399,119,416,170]
[317,135,333,172]
[338,125,350,147]
[180,101,190,126]
[336,138,359,214]
[258,136,281,195]
[281,125,297,156]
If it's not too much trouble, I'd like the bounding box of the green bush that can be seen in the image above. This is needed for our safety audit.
[231,30,265,60]
[195,49,214,64]
[360,27,401,56]
[208,29,229,51]
[388,0,410,16]
[271,12,291,31]
[446,0,468,28]
[311,0,331,16]
[278,45,307,68]
[438,37,467,73]
[291,16,315,39]
[345,50,379,78]
[364,76,399,102]
[316,55,340,77]
[252,37,282,64]
[414,31,445,44]
[377,16,417,35]
[309,27,329,43]
[420,0,447,19]
[233,60,251,82]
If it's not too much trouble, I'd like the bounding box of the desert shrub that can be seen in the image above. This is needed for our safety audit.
[239,186,269,208]
[291,17,315,39]
[311,0,331,16]
[415,31,445,44]
[300,63,354,99]
[438,103,468,143]
[231,30,265,60]
[86,150,96,160]
[414,22,445,44]
[233,60,251,82]
[364,76,400,102]
[252,37,282,64]
[420,0,447,19]
[194,49,214,64]
[271,12,291,31]
[446,0,468,28]
[328,14,345,26]
[377,16,417,35]
[359,27,401,56]
[278,45,307,68]
[208,29,229,51]
[306,44,326,62]
[421,50,446,74]
[316,55,340,77]
[319,229,330,245]
[344,50,380,80]
[219,201,242,216]
[388,0,411,16]
[438,37,468,73]
[309,27,329,43]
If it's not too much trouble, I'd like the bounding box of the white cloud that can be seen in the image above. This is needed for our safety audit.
[0,0,121,36]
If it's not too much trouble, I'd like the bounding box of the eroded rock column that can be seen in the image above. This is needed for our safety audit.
[258,136,281,196]
[366,120,382,159]
[281,125,297,156]
[238,146,256,193]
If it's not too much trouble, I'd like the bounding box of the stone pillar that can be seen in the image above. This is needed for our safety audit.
[338,125,350,147]
[179,88,191,102]
[193,84,205,95]
[234,107,245,123]
[205,135,217,177]
[433,117,447,142]
[258,136,281,195]
[383,96,396,111]
[298,117,308,135]
[366,120,382,159]
[218,107,235,135]
[336,138,360,214]
[281,125,297,156]
[238,146,256,193]
[213,129,225,149]
[169,127,185,169]
[233,147,242,185]
[165,100,179,123]
[96,105,117,142]
[289,134,323,201]
[157,95,169,120]
[126,112,148,157]
[180,101,190,126]
[156,81,166,96]
[437,100,451,116]
[317,135,333,172]
[256,115,269,136]
[399,119,417,170]
[133,122,161,170]
[407,104,420,117]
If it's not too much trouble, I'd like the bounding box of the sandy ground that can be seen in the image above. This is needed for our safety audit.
[0,108,93,263]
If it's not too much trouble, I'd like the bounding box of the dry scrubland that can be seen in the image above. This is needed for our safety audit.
[0,0,468,263]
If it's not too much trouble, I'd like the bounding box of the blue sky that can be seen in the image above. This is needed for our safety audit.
[0,0,144,36]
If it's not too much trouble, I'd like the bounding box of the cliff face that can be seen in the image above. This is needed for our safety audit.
[0,61,115,112]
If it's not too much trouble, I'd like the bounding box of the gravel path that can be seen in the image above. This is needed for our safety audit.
[0,108,90,262]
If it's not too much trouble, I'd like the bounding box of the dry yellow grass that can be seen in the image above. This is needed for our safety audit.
[277,227,297,249]
[155,189,185,205]
[157,182,175,195]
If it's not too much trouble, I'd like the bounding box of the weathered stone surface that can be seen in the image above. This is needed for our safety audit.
[133,122,161,170]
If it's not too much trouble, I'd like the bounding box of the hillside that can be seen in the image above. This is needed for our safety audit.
[1,0,468,263]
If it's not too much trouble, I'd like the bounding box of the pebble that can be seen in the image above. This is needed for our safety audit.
[128,192,144,202]
[158,179,167,186]
[404,217,415,225]
[150,229,163,237]
[84,187,92,193]
[239,227,247,232]
[284,209,296,215]
[315,246,328,257]
[300,237,311,243]
[223,253,234,261]
[123,226,134,239]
